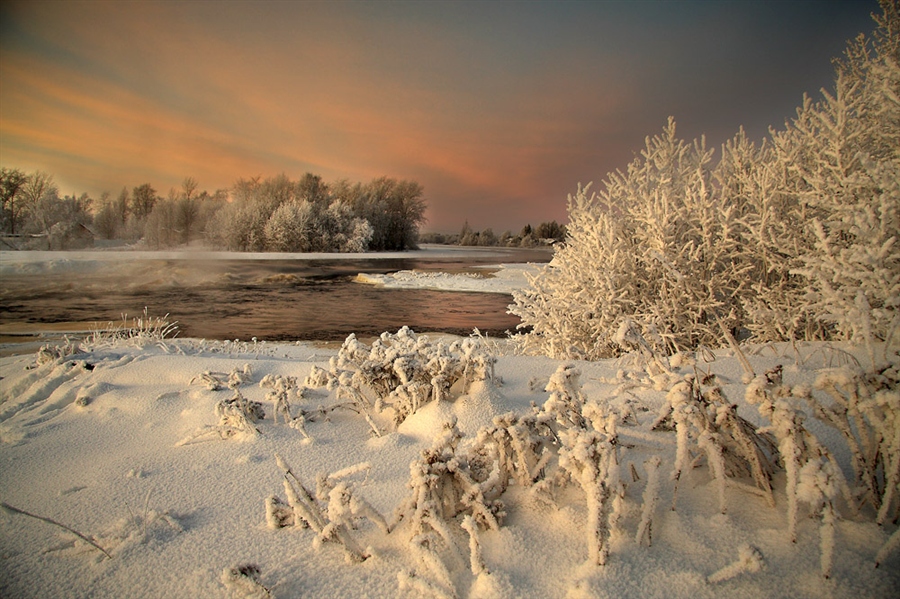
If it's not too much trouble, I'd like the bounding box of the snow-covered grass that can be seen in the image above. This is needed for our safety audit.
[1,332,897,599]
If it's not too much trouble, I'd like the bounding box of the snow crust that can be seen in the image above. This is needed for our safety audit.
[1,338,896,598]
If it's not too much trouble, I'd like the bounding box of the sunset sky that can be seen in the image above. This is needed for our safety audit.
[0,0,876,232]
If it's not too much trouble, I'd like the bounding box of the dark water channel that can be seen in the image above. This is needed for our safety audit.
[0,248,551,348]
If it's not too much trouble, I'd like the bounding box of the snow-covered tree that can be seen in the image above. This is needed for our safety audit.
[262,199,315,252]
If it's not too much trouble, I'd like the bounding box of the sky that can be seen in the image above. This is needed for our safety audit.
[0,0,879,233]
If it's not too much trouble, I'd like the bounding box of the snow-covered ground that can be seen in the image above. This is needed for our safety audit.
[0,333,897,599]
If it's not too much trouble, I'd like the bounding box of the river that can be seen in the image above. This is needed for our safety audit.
[0,245,552,353]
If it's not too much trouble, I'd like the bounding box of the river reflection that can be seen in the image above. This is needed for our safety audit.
[0,248,551,344]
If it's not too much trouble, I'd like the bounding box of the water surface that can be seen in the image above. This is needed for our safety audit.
[0,247,551,349]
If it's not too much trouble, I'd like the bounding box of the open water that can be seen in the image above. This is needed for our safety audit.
[0,247,551,352]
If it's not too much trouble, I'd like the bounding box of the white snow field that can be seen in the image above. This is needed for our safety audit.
[1,329,897,599]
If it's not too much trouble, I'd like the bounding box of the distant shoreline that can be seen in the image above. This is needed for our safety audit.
[0,244,553,267]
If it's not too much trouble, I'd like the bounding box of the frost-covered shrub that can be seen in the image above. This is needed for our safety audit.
[191,364,253,392]
[796,456,841,578]
[811,363,900,524]
[714,129,814,343]
[393,418,505,537]
[557,427,622,566]
[654,373,778,513]
[781,5,900,350]
[305,327,497,430]
[177,385,264,445]
[214,389,264,437]
[745,365,855,577]
[32,340,79,367]
[469,411,555,497]
[460,365,629,565]
[259,374,302,425]
[511,3,899,357]
[634,455,662,547]
[510,120,748,359]
[390,419,507,598]
[267,454,383,562]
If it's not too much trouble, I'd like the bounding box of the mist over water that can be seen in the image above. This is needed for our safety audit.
[0,248,551,346]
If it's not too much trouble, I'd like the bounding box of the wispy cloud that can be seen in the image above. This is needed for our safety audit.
[0,0,877,230]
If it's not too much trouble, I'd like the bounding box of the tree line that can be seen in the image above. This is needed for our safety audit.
[0,170,427,252]
[0,169,95,249]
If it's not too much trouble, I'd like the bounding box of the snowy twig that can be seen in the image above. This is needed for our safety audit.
[707,544,764,584]
[1,501,112,560]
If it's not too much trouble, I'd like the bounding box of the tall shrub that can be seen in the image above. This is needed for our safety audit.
[511,1,899,359]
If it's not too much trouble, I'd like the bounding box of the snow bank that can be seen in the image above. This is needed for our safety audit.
[0,336,896,598]
[355,263,544,294]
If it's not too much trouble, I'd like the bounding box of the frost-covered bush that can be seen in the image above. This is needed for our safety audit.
[267,454,383,562]
[557,427,622,566]
[511,3,899,358]
[178,369,265,445]
[655,373,778,513]
[390,419,507,597]
[775,2,900,351]
[214,390,265,437]
[510,121,747,360]
[811,364,900,524]
[393,418,504,537]
[305,327,497,430]
[744,365,856,577]
[259,374,300,422]
[469,411,556,496]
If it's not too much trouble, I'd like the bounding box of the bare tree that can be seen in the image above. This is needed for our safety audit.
[131,183,158,221]
[19,171,59,234]
[0,167,28,234]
